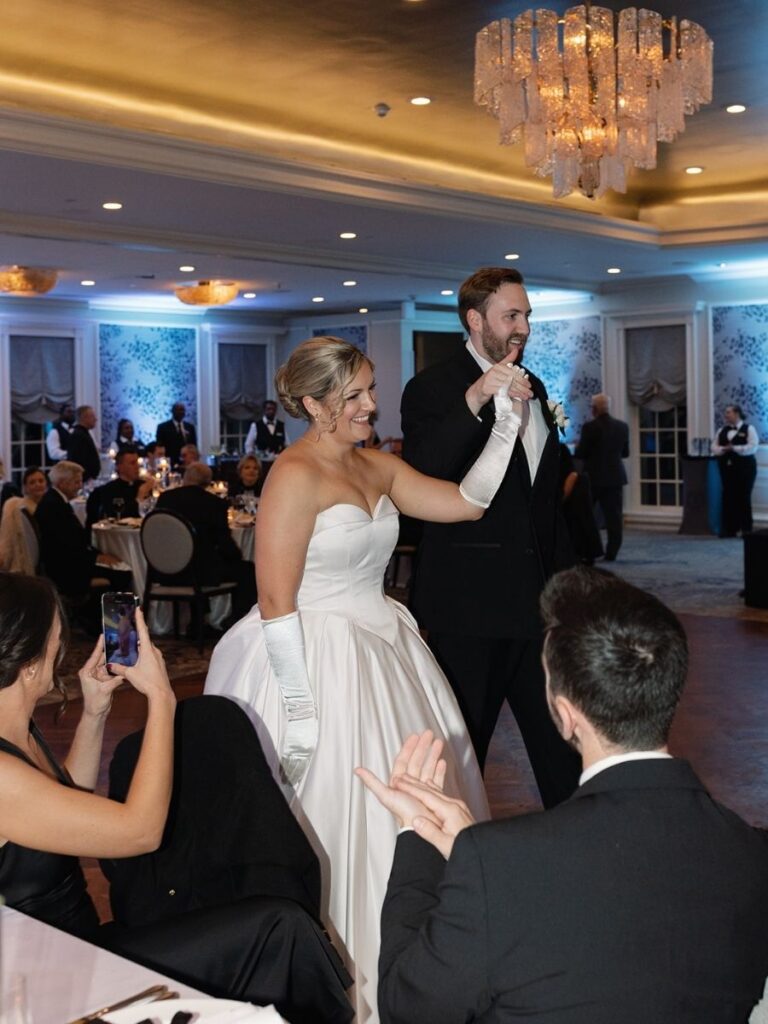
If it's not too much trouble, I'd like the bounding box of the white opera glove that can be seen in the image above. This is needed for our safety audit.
[459,369,526,509]
[262,611,318,788]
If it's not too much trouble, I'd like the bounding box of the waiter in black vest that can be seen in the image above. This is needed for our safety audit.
[401,267,579,808]
[712,404,758,537]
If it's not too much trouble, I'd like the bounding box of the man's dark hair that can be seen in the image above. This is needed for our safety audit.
[458,267,525,332]
[540,567,687,750]
[115,446,139,464]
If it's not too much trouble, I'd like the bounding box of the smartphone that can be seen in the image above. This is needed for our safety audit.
[102,592,140,672]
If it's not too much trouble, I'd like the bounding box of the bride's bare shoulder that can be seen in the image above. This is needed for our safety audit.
[260,445,324,505]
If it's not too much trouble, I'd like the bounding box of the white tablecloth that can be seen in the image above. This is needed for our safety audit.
[0,905,203,1023]
[91,519,255,634]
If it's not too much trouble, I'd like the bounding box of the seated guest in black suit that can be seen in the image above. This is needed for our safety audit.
[86,448,154,527]
[115,417,145,456]
[0,574,352,1023]
[144,442,166,475]
[35,461,129,606]
[359,567,768,1024]
[67,405,102,483]
[228,454,262,501]
[156,462,256,626]
[156,402,197,468]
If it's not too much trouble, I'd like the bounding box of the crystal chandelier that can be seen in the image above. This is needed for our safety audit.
[475,4,713,199]
[0,265,58,295]
[174,280,239,306]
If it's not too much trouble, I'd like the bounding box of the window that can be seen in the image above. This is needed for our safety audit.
[218,343,268,455]
[9,334,74,487]
[638,405,687,507]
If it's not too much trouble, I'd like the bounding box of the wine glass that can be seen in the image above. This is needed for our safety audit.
[112,498,125,521]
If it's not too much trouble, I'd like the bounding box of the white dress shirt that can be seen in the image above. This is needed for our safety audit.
[466,340,548,482]
[579,750,672,786]
[711,420,759,457]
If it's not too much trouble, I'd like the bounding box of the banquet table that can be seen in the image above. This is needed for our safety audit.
[0,905,202,1023]
[91,516,256,634]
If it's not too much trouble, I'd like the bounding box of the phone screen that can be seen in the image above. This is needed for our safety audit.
[102,592,140,671]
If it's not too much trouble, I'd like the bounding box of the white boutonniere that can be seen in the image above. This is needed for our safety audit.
[547,400,570,435]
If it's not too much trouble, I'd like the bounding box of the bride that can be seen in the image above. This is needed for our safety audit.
[205,335,532,1022]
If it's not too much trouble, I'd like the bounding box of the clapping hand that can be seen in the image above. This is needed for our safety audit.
[356,730,476,859]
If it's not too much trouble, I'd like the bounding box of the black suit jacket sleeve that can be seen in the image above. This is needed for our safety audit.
[401,362,488,481]
[379,830,491,1024]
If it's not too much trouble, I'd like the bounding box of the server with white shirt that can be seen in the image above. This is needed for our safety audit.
[712,403,759,537]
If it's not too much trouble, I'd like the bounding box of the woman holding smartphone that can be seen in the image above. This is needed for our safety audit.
[0,573,354,1022]
[0,572,175,936]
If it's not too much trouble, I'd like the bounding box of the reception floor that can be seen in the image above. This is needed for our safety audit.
[34,528,768,920]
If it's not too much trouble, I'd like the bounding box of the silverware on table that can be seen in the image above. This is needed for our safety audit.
[65,984,169,1024]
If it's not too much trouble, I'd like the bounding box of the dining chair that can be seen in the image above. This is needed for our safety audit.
[140,509,237,651]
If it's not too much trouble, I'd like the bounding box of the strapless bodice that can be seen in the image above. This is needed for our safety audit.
[297,495,399,635]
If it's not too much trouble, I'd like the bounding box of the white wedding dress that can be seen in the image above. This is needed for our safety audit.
[204,495,489,1022]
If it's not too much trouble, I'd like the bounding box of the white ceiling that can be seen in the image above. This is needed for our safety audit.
[0,0,766,314]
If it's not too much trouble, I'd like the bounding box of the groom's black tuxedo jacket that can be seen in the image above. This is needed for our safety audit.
[401,347,572,638]
[379,759,768,1024]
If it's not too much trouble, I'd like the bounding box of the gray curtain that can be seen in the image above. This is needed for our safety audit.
[218,343,267,420]
[10,336,74,424]
[626,325,686,411]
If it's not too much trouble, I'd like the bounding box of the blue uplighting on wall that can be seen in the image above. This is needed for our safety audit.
[98,323,197,449]
[712,304,768,441]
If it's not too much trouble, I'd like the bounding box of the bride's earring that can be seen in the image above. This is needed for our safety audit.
[313,414,324,442]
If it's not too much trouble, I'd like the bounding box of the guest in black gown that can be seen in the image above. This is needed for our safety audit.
[0,573,352,1023]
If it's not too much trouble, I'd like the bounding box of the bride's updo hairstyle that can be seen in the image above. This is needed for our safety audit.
[275,336,373,431]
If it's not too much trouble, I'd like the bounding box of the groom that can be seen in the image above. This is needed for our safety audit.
[401,265,578,806]
[358,568,768,1023]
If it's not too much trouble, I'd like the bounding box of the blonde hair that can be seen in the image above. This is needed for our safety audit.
[275,337,373,427]
[237,454,261,477]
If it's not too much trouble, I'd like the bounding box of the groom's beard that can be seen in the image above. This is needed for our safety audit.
[480,323,527,365]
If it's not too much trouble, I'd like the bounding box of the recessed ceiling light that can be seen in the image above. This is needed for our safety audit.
[102,201,123,210]
[410,96,432,106]
[606,267,621,275]
[243,291,256,298]
[312,296,325,303]
[726,104,746,114]
[358,307,369,313]
[718,262,728,269]
[343,280,357,287]
[81,279,96,286]
[179,265,195,272]
[441,289,454,296]
[339,232,357,240]
[504,253,520,261]
[685,166,704,175]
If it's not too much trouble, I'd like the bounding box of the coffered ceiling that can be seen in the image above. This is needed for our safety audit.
[0,0,765,313]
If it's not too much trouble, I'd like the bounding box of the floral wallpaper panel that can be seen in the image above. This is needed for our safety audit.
[99,324,197,450]
[524,315,602,443]
[312,324,367,354]
[712,304,768,441]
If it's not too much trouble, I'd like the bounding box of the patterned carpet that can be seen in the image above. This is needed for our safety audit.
[603,528,768,622]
